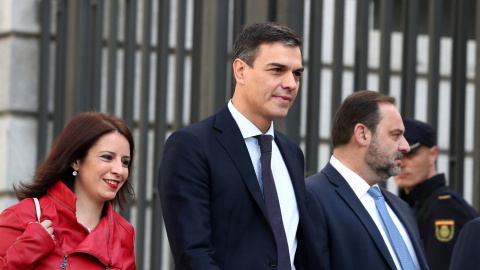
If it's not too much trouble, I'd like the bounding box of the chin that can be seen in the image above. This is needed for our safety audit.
[395,183,406,189]
[396,181,410,189]
[101,193,118,203]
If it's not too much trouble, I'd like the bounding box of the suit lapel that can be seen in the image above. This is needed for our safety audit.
[214,106,269,219]
[323,163,397,269]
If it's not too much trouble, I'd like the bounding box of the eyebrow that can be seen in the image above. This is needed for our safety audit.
[268,62,304,72]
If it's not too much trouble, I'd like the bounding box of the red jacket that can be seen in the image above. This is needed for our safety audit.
[0,181,136,269]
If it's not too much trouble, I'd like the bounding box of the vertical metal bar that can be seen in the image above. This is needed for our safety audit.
[473,0,480,211]
[77,0,90,112]
[283,0,304,144]
[232,0,246,38]
[174,0,187,130]
[38,0,51,165]
[379,0,392,95]
[286,0,304,36]
[231,0,247,102]
[268,0,277,22]
[190,0,204,124]
[305,0,323,176]
[135,0,152,268]
[214,0,229,111]
[400,0,418,118]
[427,0,442,131]
[330,0,345,117]
[354,0,370,91]
[377,0,392,189]
[119,0,137,221]
[449,0,470,194]
[122,0,137,130]
[54,0,68,137]
[152,0,170,268]
[107,1,119,114]
[88,0,104,111]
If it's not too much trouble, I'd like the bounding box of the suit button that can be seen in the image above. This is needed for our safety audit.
[269,259,277,267]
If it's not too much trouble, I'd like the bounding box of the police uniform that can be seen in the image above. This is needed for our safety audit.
[400,174,478,270]
[399,118,479,270]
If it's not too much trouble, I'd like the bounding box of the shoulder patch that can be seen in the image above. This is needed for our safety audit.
[435,220,455,242]
[437,194,451,200]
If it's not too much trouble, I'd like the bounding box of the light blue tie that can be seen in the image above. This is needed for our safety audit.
[368,187,416,270]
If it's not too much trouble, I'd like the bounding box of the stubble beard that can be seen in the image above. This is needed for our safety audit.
[365,136,403,181]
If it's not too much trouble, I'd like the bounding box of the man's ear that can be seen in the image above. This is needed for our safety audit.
[233,58,247,85]
[353,123,370,147]
[429,146,439,165]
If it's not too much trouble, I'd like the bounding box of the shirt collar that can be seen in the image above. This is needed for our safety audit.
[330,155,377,199]
[228,100,275,139]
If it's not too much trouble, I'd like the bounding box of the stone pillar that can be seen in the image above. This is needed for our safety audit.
[0,0,41,211]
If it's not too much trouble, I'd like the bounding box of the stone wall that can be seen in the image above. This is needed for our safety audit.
[0,0,42,210]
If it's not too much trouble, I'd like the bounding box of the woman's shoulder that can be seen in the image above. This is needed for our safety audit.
[2,198,36,215]
[1,195,60,224]
[0,198,38,226]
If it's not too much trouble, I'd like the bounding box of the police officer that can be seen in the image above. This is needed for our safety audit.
[394,118,478,270]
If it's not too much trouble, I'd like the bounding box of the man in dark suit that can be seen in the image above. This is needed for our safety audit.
[306,90,429,270]
[450,217,480,269]
[158,22,326,270]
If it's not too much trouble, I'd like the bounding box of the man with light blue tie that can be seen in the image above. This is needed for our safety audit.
[306,90,429,269]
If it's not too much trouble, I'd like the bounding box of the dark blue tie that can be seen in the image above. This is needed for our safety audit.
[257,135,291,270]
[368,187,416,270]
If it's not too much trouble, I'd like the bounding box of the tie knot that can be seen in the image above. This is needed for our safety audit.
[367,186,383,200]
[256,135,273,153]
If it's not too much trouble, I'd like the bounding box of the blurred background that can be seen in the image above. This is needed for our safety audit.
[1,0,479,269]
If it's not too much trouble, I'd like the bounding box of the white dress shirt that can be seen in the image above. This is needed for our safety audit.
[330,155,420,270]
[228,101,299,269]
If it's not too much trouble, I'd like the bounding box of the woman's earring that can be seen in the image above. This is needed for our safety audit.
[72,170,78,176]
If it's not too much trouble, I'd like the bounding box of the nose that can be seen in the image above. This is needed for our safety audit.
[281,73,298,90]
[111,159,123,175]
[399,135,410,153]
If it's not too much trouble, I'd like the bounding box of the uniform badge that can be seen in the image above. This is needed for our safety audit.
[435,220,455,242]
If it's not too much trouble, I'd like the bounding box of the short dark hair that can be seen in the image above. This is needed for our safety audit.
[331,90,396,148]
[232,22,302,67]
[14,112,135,209]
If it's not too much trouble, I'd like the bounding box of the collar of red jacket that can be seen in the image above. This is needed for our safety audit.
[47,181,118,267]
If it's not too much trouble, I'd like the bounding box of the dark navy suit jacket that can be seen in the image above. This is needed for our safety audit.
[450,217,480,270]
[306,162,429,270]
[158,105,327,270]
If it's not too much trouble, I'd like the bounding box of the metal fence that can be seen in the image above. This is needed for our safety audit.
[37,0,479,269]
